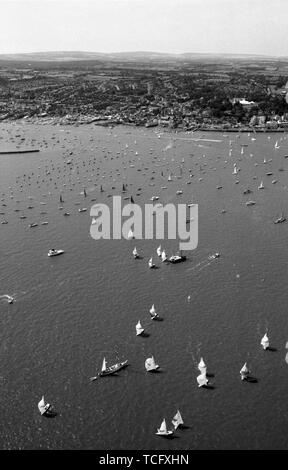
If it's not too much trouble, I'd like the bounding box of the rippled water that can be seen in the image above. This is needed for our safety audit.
[1,124,288,449]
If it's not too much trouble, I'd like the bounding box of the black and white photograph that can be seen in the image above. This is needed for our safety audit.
[0,0,288,455]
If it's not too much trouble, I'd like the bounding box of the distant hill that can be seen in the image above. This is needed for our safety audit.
[0,51,285,63]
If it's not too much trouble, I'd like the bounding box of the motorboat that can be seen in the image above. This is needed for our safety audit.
[29,223,38,228]
[246,201,256,206]
[78,208,87,212]
[243,189,252,195]
[274,213,286,224]
[169,253,186,263]
[209,252,220,260]
[48,249,64,257]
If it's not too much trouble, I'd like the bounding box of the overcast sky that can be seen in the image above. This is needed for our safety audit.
[0,0,287,56]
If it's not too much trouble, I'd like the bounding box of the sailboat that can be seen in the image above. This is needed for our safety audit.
[258,181,264,189]
[197,372,209,387]
[93,357,128,378]
[133,247,139,259]
[156,245,162,257]
[145,356,159,372]
[83,188,87,197]
[275,141,280,149]
[127,229,134,239]
[136,321,145,336]
[233,165,238,175]
[161,250,167,262]
[172,410,184,430]
[261,333,269,350]
[156,418,173,437]
[38,396,54,416]
[122,183,126,192]
[149,304,158,319]
[240,362,250,380]
[168,174,172,182]
[148,257,156,268]
[198,357,207,375]
[59,194,63,203]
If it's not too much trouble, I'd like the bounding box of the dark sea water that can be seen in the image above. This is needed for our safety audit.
[1,123,288,449]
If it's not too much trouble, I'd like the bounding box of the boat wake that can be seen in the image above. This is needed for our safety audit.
[0,294,15,303]
[186,254,219,273]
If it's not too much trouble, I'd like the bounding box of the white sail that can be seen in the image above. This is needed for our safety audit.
[148,257,154,267]
[197,372,208,387]
[159,419,167,433]
[157,245,162,256]
[172,410,184,429]
[240,362,249,377]
[261,333,269,350]
[198,357,207,374]
[150,304,156,315]
[145,356,158,371]
[101,357,107,372]
[136,321,144,336]
[38,396,46,415]
[127,229,134,239]
[258,181,264,189]
[168,174,172,181]
[133,247,138,256]
[161,250,167,262]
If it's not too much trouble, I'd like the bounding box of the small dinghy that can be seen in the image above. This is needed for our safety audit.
[261,333,269,350]
[149,304,158,320]
[240,362,250,381]
[48,249,64,257]
[127,229,134,240]
[145,356,159,372]
[172,410,184,430]
[198,357,207,375]
[197,372,209,387]
[156,419,173,437]
[148,257,156,268]
[136,320,145,336]
[133,247,139,259]
[161,250,167,262]
[38,396,55,417]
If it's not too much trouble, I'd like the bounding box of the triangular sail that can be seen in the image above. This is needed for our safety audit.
[261,333,269,350]
[157,245,162,256]
[159,419,167,433]
[101,357,107,372]
[240,362,249,375]
[150,304,156,315]
[136,321,144,335]
[161,251,167,261]
[38,396,46,415]
[198,357,207,373]
[172,410,184,429]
